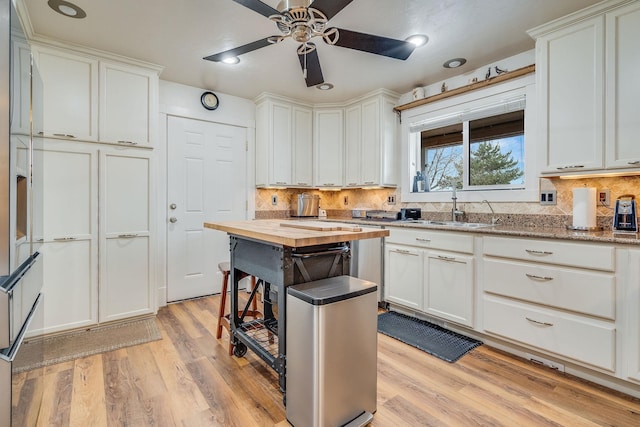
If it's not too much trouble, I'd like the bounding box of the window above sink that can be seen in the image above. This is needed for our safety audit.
[400,76,539,203]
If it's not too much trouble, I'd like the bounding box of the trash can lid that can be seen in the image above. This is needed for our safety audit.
[287,275,377,306]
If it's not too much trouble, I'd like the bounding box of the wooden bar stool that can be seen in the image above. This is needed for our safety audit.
[216,261,261,355]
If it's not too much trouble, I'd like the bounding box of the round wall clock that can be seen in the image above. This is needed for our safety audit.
[201,91,219,111]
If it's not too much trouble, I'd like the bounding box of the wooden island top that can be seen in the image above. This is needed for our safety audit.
[204,219,389,247]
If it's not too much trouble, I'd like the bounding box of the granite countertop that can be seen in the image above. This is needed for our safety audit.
[327,218,640,246]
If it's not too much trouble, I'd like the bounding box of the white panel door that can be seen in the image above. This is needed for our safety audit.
[167,116,247,302]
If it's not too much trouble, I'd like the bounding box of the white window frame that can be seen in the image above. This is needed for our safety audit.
[400,75,539,203]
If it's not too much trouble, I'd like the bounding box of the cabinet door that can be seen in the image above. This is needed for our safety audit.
[538,16,604,173]
[292,105,313,187]
[605,2,640,169]
[360,97,381,186]
[314,109,343,187]
[99,151,154,322]
[625,249,640,381]
[99,61,157,146]
[384,243,422,310]
[35,143,98,333]
[344,104,361,187]
[256,100,292,186]
[11,39,31,135]
[32,46,98,141]
[425,251,474,327]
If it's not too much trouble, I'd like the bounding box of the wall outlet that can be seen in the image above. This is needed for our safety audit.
[387,195,396,205]
[271,195,278,206]
[598,189,610,207]
[540,190,557,205]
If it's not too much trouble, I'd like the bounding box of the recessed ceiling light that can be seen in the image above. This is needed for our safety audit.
[48,0,86,18]
[406,34,429,48]
[443,58,467,68]
[222,56,240,64]
[316,83,334,90]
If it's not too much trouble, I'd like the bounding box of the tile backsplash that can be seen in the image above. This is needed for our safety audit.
[255,175,640,229]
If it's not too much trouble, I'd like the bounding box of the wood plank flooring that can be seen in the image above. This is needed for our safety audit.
[14,294,640,426]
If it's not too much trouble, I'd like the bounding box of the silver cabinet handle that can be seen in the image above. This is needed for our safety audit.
[275,181,287,185]
[436,255,456,261]
[53,133,76,138]
[391,249,418,256]
[118,234,138,238]
[526,317,553,327]
[297,183,310,186]
[556,165,584,170]
[347,182,358,186]
[525,249,553,256]
[525,273,553,281]
[169,217,178,223]
[117,140,138,146]
[415,238,431,242]
[628,160,640,165]
[53,237,77,241]
[363,181,375,185]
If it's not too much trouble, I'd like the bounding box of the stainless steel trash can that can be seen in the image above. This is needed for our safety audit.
[286,275,378,427]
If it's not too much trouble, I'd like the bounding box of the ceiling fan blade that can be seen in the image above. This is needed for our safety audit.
[298,49,324,87]
[203,37,274,62]
[329,28,416,60]
[232,0,280,18]
[309,0,354,20]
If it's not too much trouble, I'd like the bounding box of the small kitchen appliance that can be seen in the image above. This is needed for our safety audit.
[293,193,320,217]
[613,195,637,233]
[400,208,421,221]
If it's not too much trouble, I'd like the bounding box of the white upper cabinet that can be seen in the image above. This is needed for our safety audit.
[344,92,399,187]
[32,45,99,141]
[531,0,640,175]
[313,108,344,188]
[99,61,158,147]
[605,1,640,168]
[255,96,313,187]
[31,44,159,146]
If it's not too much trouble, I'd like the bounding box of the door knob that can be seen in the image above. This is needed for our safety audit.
[169,203,177,210]
[169,217,178,223]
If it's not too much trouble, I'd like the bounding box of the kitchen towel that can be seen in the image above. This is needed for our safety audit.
[573,187,597,229]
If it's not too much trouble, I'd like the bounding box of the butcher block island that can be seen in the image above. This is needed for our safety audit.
[204,219,388,393]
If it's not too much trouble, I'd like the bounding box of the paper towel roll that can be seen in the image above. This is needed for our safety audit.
[573,187,597,229]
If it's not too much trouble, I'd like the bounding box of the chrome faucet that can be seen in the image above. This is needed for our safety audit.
[451,188,464,221]
[482,199,499,225]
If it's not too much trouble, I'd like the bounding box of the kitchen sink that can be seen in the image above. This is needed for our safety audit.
[414,220,496,228]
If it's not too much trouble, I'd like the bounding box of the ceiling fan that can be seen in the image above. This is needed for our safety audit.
[203,0,419,87]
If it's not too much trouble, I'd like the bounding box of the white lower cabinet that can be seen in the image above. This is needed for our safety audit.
[35,140,154,334]
[482,236,617,373]
[385,228,475,327]
[625,249,640,382]
[425,251,474,327]
[384,243,422,310]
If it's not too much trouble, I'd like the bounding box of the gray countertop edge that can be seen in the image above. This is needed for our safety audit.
[327,218,640,246]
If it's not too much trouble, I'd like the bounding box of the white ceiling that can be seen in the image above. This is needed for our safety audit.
[21,0,601,103]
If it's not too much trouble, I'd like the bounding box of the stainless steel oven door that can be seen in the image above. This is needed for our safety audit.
[1,291,43,427]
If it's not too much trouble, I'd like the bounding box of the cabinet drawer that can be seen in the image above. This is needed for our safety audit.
[484,258,615,319]
[484,296,615,372]
[387,227,474,254]
[483,236,614,271]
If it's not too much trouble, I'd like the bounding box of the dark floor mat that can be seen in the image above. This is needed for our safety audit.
[377,311,482,363]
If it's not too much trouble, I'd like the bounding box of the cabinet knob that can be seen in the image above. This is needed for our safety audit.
[169,203,177,210]
[169,217,178,223]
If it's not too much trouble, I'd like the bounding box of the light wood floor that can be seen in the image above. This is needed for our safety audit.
[14,294,640,426]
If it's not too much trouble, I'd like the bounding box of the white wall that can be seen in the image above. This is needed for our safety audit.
[156,80,256,307]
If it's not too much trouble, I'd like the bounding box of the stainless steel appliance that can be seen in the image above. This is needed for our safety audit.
[293,193,320,217]
[613,195,637,233]
[0,0,45,425]
[365,210,400,221]
[286,276,378,427]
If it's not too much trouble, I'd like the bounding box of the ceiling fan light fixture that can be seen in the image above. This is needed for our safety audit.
[222,56,240,65]
[48,0,86,18]
[316,83,334,90]
[406,34,428,47]
[443,57,467,68]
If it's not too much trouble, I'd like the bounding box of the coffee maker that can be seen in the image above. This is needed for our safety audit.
[613,195,637,233]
